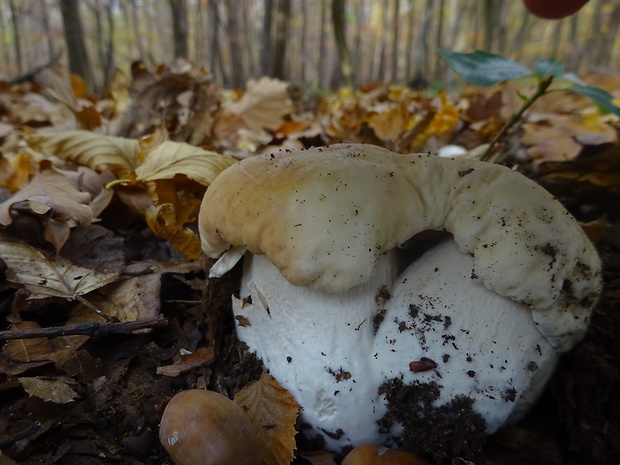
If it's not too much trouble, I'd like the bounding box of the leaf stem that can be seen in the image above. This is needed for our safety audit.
[481,75,554,162]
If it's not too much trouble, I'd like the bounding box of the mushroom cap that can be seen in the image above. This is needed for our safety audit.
[199,144,602,352]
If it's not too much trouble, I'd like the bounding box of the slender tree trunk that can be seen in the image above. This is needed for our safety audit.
[168,0,189,59]
[8,0,22,74]
[128,0,144,60]
[242,4,258,78]
[405,0,415,78]
[208,0,229,85]
[483,0,495,52]
[227,0,245,87]
[390,0,400,82]
[331,0,353,87]
[261,0,274,76]
[318,0,329,88]
[273,0,290,80]
[377,0,389,81]
[59,0,93,90]
[433,0,445,81]
[550,20,563,59]
[300,0,309,83]
[411,0,432,87]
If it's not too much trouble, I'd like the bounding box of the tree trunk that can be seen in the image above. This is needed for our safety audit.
[168,0,189,59]
[318,0,329,88]
[331,0,353,87]
[390,0,400,82]
[227,0,245,87]
[8,0,23,74]
[208,0,229,85]
[127,0,144,60]
[261,0,274,76]
[377,0,389,81]
[273,0,290,80]
[59,0,93,90]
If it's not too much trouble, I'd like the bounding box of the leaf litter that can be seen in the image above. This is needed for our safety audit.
[0,63,618,465]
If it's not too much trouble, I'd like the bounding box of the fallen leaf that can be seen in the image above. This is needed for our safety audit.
[146,203,202,259]
[3,321,53,363]
[156,347,215,377]
[88,274,162,325]
[234,374,300,465]
[0,241,119,300]
[18,376,79,404]
[26,130,141,175]
[135,140,237,186]
[225,77,294,131]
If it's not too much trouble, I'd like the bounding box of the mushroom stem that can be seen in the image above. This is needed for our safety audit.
[234,250,400,448]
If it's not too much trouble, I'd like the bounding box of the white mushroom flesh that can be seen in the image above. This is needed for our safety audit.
[235,241,558,451]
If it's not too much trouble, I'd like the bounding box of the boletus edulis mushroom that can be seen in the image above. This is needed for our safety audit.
[197,144,602,453]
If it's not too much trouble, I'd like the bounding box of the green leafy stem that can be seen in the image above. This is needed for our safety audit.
[438,50,620,162]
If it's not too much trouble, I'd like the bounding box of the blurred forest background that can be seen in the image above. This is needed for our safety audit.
[1,0,620,95]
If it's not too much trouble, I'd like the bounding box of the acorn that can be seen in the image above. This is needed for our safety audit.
[159,389,263,465]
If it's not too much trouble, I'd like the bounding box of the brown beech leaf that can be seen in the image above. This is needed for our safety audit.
[18,376,79,404]
[234,374,300,465]
[3,321,54,363]
[0,241,120,300]
[26,130,141,175]
[225,77,294,131]
[135,140,237,186]
[156,347,216,377]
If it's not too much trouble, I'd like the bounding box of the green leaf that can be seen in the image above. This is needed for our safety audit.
[535,58,564,79]
[568,85,620,117]
[438,50,532,87]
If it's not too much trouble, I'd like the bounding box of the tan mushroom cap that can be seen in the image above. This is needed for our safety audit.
[199,144,602,352]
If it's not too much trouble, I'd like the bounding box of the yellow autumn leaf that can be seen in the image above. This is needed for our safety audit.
[412,91,459,148]
[234,374,300,465]
[27,130,141,175]
[135,141,237,186]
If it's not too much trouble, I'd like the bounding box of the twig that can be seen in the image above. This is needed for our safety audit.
[481,75,554,162]
[0,315,168,341]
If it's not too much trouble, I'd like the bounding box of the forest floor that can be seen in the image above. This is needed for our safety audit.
[0,65,619,465]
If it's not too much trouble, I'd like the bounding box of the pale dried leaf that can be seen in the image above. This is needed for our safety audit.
[18,377,78,403]
[88,274,161,326]
[225,77,294,131]
[0,241,119,300]
[135,141,237,186]
[26,130,141,174]
[234,374,300,465]
[0,166,93,227]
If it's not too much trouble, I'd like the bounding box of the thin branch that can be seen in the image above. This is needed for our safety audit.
[0,315,168,341]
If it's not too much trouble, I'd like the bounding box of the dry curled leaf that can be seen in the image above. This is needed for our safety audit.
[146,203,203,259]
[233,374,300,465]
